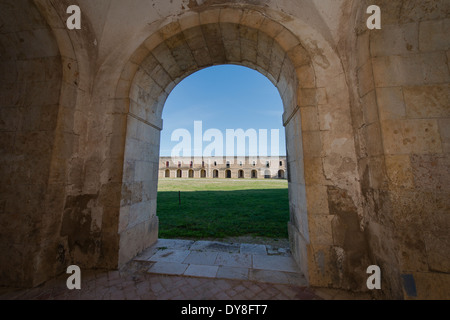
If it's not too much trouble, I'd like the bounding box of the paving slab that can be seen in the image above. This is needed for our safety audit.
[148,262,188,276]
[184,264,219,278]
[183,251,219,265]
[148,249,191,263]
[267,245,291,256]
[214,252,252,268]
[252,255,300,273]
[240,243,267,255]
[190,240,240,253]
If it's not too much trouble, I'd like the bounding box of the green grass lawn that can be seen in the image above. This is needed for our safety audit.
[157,179,289,240]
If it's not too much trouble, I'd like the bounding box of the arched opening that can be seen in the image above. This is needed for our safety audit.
[165,169,170,178]
[117,8,323,284]
[177,169,182,178]
[157,64,289,249]
[251,170,258,179]
[278,170,285,179]
[188,169,194,178]
[200,170,207,178]
[264,170,271,179]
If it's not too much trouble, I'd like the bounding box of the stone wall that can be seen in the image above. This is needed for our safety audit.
[0,0,448,299]
[345,0,450,299]
[0,0,63,287]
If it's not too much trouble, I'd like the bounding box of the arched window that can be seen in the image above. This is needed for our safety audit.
[166,161,170,168]
[177,169,182,178]
[165,169,170,178]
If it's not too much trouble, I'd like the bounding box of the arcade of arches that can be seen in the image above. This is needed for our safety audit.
[159,156,287,179]
[0,0,449,299]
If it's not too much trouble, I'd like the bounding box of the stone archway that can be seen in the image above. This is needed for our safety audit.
[2,0,447,299]
[107,5,360,285]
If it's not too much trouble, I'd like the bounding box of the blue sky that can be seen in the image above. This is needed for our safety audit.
[160,65,286,157]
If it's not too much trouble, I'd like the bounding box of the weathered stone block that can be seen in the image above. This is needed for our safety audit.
[385,154,414,188]
[305,185,329,215]
[240,9,264,29]
[129,44,150,65]
[411,154,450,191]
[372,53,450,87]
[376,87,406,120]
[309,215,334,246]
[365,122,384,157]
[179,13,200,31]
[306,244,335,288]
[302,131,322,157]
[419,18,450,52]
[159,21,182,40]
[300,106,319,132]
[423,213,450,273]
[356,31,370,69]
[303,157,326,186]
[357,60,374,97]
[144,32,164,52]
[219,8,242,24]
[287,44,310,68]
[199,8,220,25]
[296,64,315,89]
[403,84,450,118]
[275,27,298,52]
[361,90,379,125]
[412,272,450,300]
[438,119,450,153]
[370,22,418,57]
[381,119,442,154]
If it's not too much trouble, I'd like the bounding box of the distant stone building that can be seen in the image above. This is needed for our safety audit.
[159,156,287,179]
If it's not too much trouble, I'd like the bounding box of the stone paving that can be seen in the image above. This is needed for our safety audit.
[0,240,373,301]
[136,239,306,286]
